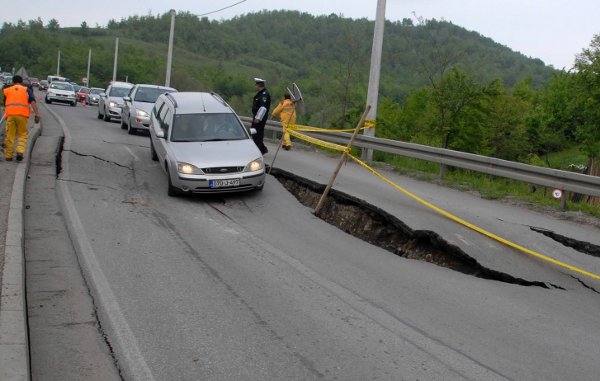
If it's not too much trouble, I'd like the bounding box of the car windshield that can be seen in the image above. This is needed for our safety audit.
[135,87,172,103]
[90,88,103,94]
[171,113,247,142]
[108,86,130,97]
[72,85,82,92]
[50,82,73,91]
[78,87,89,93]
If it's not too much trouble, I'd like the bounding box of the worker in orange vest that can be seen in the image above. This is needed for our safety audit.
[271,92,296,151]
[1,75,40,161]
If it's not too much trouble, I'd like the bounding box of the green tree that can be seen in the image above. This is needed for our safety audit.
[573,34,600,203]
[46,18,60,31]
[80,21,89,36]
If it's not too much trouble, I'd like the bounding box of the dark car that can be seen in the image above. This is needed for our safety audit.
[39,80,49,90]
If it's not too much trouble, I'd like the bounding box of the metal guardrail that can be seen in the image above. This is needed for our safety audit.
[239,116,600,197]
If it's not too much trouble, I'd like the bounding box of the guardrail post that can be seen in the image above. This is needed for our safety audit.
[560,191,568,211]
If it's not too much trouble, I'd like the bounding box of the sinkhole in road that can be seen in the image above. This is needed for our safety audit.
[270,167,553,289]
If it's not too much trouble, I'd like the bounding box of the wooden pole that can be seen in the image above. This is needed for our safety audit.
[314,105,371,216]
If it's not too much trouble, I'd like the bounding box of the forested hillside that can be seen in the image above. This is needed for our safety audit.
[1,10,598,187]
[1,11,553,120]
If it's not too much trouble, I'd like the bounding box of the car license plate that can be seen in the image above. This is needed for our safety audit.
[209,178,240,188]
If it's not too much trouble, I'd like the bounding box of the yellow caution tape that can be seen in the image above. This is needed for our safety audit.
[288,124,368,133]
[282,119,600,281]
[287,129,348,152]
[346,153,600,281]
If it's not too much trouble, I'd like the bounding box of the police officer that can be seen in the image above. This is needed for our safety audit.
[2,75,40,161]
[251,77,271,155]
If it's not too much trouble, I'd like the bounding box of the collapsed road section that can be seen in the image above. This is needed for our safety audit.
[270,167,558,289]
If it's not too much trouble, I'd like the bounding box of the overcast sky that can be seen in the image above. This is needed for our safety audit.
[1,0,598,69]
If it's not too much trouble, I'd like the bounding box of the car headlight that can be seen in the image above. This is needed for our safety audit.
[48,91,55,96]
[136,109,149,117]
[109,101,117,107]
[177,162,204,175]
[244,157,264,172]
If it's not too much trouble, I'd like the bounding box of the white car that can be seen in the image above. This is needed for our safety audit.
[45,81,77,106]
[121,84,176,134]
[98,81,134,122]
[149,92,266,196]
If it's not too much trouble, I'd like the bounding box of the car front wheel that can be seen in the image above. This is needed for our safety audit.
[128,122,136,135]
[150,141,158,161]
[166,167,181,197]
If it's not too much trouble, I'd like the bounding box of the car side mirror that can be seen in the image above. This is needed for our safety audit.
[250,128,257,135]
[123,96,131,102]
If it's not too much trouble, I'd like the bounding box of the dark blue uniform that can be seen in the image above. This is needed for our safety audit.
[251,88,271,154]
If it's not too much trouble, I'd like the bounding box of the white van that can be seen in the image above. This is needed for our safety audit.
[47,75,68,83]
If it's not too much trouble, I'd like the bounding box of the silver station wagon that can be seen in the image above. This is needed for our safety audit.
[149,92,266,196]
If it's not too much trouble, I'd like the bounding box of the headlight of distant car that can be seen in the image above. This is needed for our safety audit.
[244,157,264,172]
[136,109,149,117]
[109,101,117,107]
[177,162,204,175]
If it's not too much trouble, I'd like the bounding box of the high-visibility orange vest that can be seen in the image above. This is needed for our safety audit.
[3,85,31,117]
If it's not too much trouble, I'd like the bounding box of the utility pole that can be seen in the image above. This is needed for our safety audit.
[57,50,61,75]
[112,37,119,82]
[165,9,176,87]
[86,48,92,88]
[361,0,386,161]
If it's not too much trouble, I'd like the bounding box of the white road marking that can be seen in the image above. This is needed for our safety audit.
[125,146,140,161]
[455,234,471,246]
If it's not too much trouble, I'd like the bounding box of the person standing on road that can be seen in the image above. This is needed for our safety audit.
[271,92,296,151]
[251,78,271,155]
[1,75,40,161]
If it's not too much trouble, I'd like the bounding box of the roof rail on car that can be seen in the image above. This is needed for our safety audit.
[166,92,178,108]
[210,92,228,107]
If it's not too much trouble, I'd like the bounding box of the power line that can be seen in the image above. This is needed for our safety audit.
[196,0,248,17]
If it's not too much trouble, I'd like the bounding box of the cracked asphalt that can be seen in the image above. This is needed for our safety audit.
[25,104,121,380]
[26,99,600,380]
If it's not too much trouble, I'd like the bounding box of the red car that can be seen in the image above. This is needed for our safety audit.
[76,87,90,102]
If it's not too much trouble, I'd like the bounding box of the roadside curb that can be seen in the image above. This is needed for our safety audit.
[0,122,42,381]
[45,105,155,381]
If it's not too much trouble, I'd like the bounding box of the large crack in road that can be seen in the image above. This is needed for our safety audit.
[270,168,562,289]
[530,226,600,258]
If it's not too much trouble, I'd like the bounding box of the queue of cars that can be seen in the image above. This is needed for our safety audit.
[38,77,265,195]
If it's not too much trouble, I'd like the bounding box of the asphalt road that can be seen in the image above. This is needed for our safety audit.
[33,101,600,380]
